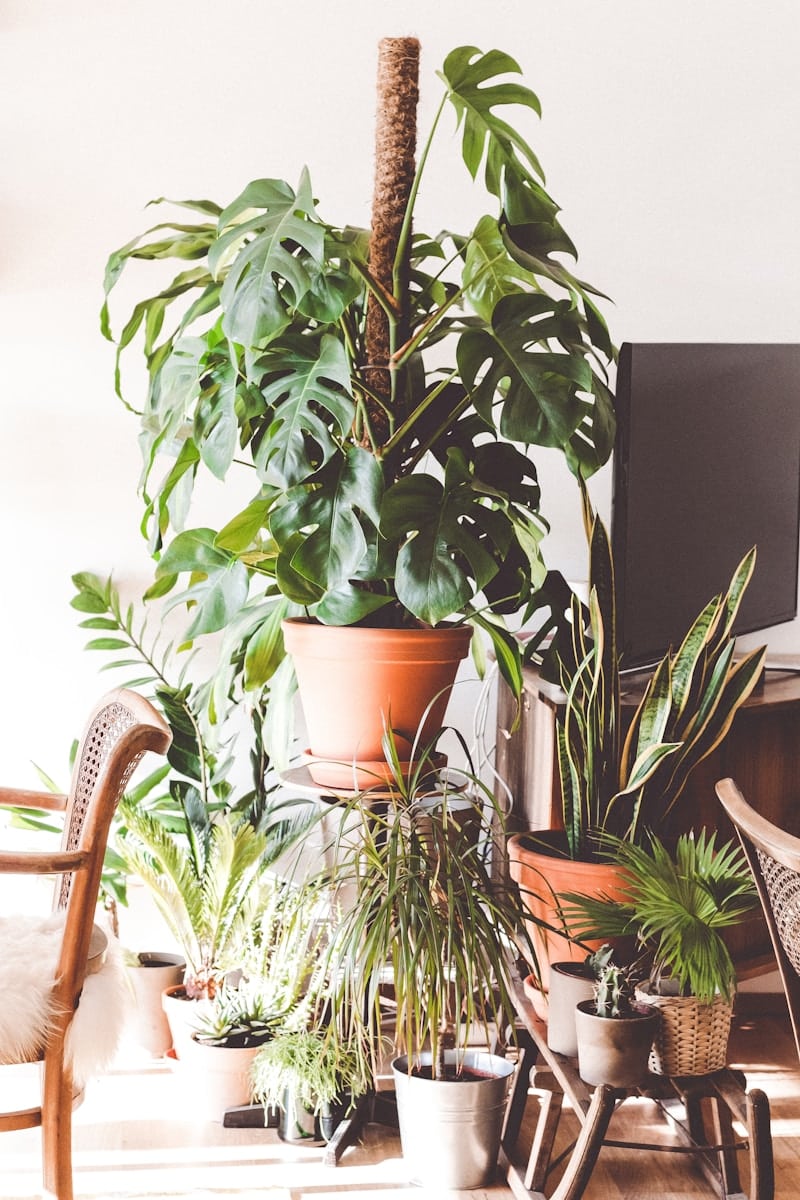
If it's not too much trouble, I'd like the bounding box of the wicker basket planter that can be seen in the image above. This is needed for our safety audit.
[635,986,733,1076]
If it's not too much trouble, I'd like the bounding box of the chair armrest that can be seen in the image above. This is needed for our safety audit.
[0,848,89,875]
[0,788,68,812]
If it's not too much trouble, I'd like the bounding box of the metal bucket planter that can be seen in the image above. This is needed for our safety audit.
[277,1086,352,1145]
[392,1050,515,1189]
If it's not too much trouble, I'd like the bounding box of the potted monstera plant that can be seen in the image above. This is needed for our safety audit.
[100,38,616,783]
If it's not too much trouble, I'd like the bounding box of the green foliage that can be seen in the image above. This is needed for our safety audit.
[100,45,616,704]
[586,945,637,1018]
[555,496,767,858]
[192,980,285,1048]
[562,831,758,1003]
[70,571,316,986]
[307,759,534,1083]
[251,1028,369,1114]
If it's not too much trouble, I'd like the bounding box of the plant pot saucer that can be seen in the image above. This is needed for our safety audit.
[299,749,446,792]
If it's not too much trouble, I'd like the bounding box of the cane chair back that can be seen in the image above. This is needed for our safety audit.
[0,689,171,1200]
[716,776,800,1061]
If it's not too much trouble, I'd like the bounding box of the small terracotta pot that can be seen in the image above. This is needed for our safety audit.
[282,619,472,787]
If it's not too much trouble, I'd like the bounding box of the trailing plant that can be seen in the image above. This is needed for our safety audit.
[555,492,766,859]
[99,40,616,720]
[250,1027,369,1115]
[561,830,758,1004]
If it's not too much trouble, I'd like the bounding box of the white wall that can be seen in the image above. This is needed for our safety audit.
[1,0,799,783]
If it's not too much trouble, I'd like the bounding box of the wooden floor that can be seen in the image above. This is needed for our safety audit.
[1,1006,798,1200]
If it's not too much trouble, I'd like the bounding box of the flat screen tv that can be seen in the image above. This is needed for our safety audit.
[611,342,800,670]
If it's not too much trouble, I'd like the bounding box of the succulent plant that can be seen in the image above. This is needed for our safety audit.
[587,945,637,1019]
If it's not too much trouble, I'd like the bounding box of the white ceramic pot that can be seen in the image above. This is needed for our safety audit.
[546,961,596,1058]
[170,1034,261,1122]
[126,952,185,1057]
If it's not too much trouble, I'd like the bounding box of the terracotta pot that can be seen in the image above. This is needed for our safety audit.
[282,619,472,787]
[507,831,630,999]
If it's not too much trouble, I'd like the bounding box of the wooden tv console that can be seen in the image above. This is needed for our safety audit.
[495,665,800,976]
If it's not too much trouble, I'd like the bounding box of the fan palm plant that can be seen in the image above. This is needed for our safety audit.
[561,829,759,1003]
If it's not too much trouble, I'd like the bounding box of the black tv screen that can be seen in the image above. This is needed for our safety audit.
[611,342,800,669]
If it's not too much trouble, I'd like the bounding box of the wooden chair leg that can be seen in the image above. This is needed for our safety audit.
[747,1089,774,1200]
[41,1056,75,1200]
[546,1084,617,1200]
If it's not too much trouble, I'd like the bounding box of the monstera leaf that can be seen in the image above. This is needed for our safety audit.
[269,446,384,602]
[440,47,544,200]
[155,528,250,638]
[214,171,326,350]
[254,334,355,487]
[382,449,517,625]
[457,293,592,449]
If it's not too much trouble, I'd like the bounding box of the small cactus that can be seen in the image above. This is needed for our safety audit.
[587,944,636,1018]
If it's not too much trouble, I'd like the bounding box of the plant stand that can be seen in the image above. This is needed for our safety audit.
[501,964,774,1200]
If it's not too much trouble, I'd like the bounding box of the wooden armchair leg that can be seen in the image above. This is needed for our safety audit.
[41,1059,75,1200]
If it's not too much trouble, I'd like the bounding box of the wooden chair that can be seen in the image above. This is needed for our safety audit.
[0,689,171,1200]
[716,777,800,1061]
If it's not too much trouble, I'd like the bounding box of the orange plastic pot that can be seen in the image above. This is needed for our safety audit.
[507,831,630,999]
[282,619,472,788]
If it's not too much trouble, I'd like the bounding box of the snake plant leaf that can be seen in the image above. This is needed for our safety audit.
[216,170,326,350]
[440,47,543,200]
[254,334,355,488]
[720,546,757,638]
[620,655,672,785]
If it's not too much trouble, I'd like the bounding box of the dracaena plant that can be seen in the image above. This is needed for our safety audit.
[100,42,615,704]
[556,491,767,859]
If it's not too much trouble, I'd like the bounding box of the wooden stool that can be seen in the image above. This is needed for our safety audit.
[501,970,774,1200]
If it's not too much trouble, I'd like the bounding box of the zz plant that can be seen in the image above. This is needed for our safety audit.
[100,41,616,708]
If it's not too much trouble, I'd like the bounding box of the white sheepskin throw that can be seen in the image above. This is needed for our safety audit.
[0,913,129,1086]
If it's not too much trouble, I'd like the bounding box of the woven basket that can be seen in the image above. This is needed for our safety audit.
[634,987,733,1076]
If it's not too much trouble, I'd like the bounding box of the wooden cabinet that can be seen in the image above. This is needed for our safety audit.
[495,665,800,975]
